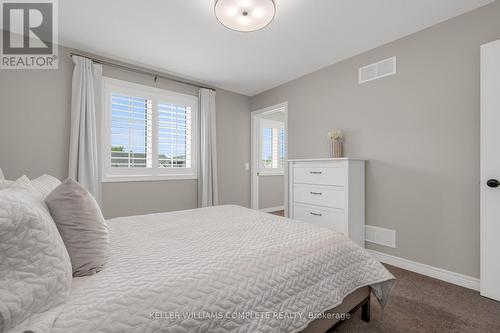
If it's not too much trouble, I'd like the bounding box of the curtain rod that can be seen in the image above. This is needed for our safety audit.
[70,52,216,92]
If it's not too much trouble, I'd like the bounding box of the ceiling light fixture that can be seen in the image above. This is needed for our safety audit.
[215,0,276,32]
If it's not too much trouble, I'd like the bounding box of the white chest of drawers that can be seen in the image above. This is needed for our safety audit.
[288,158,365,247]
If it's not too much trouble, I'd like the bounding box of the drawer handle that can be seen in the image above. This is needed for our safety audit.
[309,171,322,175]
[310,192,322,195]
[310,212,322,217]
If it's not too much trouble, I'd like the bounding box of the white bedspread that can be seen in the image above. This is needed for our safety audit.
[18,205,394,333]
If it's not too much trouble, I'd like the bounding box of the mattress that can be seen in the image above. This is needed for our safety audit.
[16,205,394,333]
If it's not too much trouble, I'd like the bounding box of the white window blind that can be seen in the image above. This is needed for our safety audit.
[261,127,274,169]
[279,127,285,169]
[102,78,198,182]
[110,93,153,168]
[158,102,192,169]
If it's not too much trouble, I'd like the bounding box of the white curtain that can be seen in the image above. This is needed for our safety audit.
[198,88,219,207]
[69,56,103,204]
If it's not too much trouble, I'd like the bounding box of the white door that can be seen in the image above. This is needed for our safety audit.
[480,39,500,301]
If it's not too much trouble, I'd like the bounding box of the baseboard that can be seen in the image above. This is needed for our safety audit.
[259,205,284,213]
[365,225,396,248]
[367,250,480,291]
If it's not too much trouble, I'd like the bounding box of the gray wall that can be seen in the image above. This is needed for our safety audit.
[216,89,251,207]
[252,1,500,278]
[0,46,73,181]
[259,176,284,209]
[0,45,251,218]
[2,2,500,278]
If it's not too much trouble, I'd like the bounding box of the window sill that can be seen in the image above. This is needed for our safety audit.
[258,172,285,177]
[102,174,198,183]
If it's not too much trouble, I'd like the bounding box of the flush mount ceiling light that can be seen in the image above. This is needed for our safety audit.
[215,0,276,32]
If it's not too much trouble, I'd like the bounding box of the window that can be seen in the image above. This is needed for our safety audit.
[259,118,285,175]
[102,78,198,182]
[110,94,152,169]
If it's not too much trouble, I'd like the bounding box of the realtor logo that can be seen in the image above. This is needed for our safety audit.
[1,0,58,69]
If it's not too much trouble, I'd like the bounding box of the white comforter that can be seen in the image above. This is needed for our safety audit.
[20,205,394,333]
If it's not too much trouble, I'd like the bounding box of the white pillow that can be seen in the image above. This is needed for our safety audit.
[0,175,29,191]
[0,180,14,190]
[0,177,72,332]
[30,174,62,199]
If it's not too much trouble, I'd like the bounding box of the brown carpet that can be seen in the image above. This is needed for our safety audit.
[270,210,285,217]
[337,265,500,333]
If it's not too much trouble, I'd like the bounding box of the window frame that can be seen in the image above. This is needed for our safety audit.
[101,77,198,182]
[258,118,285,176]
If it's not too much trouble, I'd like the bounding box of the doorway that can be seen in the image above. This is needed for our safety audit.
[251,102,288,216]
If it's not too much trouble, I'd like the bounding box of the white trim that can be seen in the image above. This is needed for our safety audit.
[251,113,259,209]
[101,174,197,183]
[251,102,288,215]
[253,102,287,115]
[259,205,284,213]
[365,225,396,248]
[258,172,284,177]
[288,158,365,162]
[101,77,198,182]
[368,250,480,291]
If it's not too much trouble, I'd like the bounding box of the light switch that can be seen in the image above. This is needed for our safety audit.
[245,162,249,170]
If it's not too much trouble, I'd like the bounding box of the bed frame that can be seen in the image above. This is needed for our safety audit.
[300,286,371,333]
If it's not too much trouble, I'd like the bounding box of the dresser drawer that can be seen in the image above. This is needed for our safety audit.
[293,185,345,209]
[293,166,345,186]
[293,204,347,234]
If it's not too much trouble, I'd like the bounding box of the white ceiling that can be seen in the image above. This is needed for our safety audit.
[59,0,494,96]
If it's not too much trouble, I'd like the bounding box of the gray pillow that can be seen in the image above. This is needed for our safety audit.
[45,178,109,277]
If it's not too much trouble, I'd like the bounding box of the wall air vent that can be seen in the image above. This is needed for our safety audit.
[359,56,397,84]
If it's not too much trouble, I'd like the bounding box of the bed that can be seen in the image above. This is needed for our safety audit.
[19,205,394,333]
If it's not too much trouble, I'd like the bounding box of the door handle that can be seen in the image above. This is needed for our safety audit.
[487,179,500,188]
[310,212,322,217]
[310,192,322,195]
[310,171,322,175]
